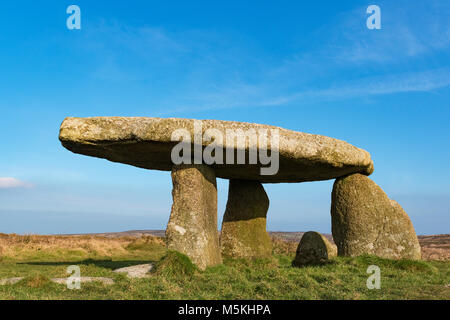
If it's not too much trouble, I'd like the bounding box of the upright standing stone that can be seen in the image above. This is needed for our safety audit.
[166,164,222,269]
[293,231,337,266]
[331,174,421,260]
[220,180,272,258]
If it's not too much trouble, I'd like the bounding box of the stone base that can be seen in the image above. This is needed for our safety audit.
[331,174,421,260]
[220,179,272,258]
[166,164,222,269]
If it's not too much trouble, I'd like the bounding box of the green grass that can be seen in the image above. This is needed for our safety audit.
[0,243,448,300]
[153,250,197,277]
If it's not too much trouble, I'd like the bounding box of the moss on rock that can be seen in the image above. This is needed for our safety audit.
[220,180,272,259]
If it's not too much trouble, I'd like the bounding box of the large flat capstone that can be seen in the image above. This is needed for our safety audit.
[59,117,373,183]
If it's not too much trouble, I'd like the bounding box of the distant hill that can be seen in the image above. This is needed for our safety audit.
[60,230,449,261]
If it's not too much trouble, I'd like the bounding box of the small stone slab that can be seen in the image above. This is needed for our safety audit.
[0,277,24,285]
[113,264,154,278]
[0,276,115,286]
[51,277,114,285]
[59,117,373,183]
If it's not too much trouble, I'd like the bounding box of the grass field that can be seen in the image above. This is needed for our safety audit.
[0,233,448,300]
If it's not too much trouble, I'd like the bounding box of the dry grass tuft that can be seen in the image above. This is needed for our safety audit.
[0,233,165,261]
[22,275,50,288]
[127,235,165,250]
[271,236,298,256]
[419,235,450,261]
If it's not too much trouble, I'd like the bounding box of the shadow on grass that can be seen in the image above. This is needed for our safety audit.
[18,259,157,270]
[291,259,338,269]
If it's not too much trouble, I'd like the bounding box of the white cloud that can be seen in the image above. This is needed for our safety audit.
[323,2,450,65]
[72,1,450,115]
[163,67,450,114]
[0,177,33,189]
[283,67,450,102]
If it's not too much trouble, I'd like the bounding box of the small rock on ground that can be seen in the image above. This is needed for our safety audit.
[0,277,24,285]
[51,277,114,285]
[113,263,154,278]
[0,276,114,286]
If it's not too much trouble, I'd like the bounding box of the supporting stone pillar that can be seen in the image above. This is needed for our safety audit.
[331,173,421,260]
[220,179,272,259]
[166,164,222,269]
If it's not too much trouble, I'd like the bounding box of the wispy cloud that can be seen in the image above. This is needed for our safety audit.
[78,20,234,82]
[166,2,450,113]
[0,177,33,189]
[162,66,450,113]
[276,67,450,103]
[76,1,450,114]
[323,1,450,64]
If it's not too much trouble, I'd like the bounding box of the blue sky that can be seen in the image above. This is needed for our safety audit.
[0,0,449,235]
